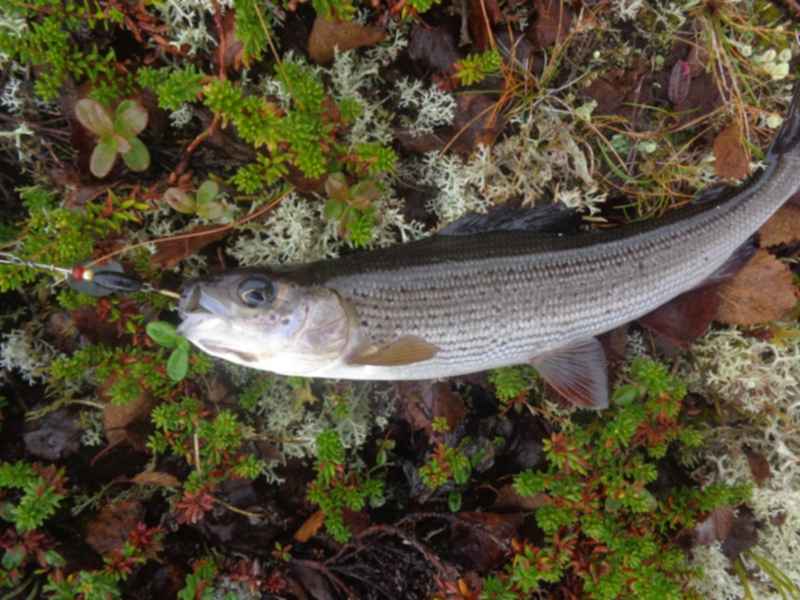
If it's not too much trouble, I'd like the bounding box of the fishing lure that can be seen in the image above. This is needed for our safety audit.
[0,252,179,299]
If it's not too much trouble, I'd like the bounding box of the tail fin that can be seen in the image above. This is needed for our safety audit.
[768,81,800,157]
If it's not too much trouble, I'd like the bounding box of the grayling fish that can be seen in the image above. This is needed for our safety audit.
[178,85,800,408]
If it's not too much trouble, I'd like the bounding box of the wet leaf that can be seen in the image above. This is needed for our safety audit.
[468,0,500,51]
[294,509,325,543]
[532,0,573,48]
[759,202,800,247]
[408,24,460,74]
[132,470,180,488]
[449,512,523,570]
[717,250,797,326]
[743,447,772,487]
[90,137,118,178]
[75,98,114,136]
[397,381,466,439]
[122,137,151,172]
[694,506,735,546]
[668,59,691,105]
[115,99,148,137]
[86,500,144,555]
[714,122,750,180]
[308,17,385,65]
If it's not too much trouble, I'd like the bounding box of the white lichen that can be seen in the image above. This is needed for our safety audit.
[685,328,800,595]
[0,326,57,385]
[395,77,456,136]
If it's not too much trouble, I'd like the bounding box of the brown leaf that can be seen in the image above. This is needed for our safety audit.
[308,17,385,65]
[694,506,734,546]
[717,250,797,326]
[132,470,180,488]
[743,447,772,487]
[532,0,573,48]
[150,225,229,269]
[468,0,501,51]
[449,512,523,570]
[714,122,750,180]
[759,202,800,247]
[397,381,466,439]
[492,484,549,511]
[101,377,155,448]
[86,500,144,555]
[408,24,460,74]
[294,510,326,543]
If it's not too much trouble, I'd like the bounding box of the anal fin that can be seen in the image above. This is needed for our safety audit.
[531,338,608,410]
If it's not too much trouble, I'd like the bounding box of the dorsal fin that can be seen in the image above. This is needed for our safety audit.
[438,204,581,236]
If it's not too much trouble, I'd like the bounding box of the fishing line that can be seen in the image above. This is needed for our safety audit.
[0,252,180,299]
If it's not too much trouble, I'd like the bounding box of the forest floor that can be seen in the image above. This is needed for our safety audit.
[1,0,800,598]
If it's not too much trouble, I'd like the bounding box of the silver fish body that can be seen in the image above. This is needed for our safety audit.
[178,86,800,407]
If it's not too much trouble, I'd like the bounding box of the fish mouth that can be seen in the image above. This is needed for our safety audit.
[178,282,230,318]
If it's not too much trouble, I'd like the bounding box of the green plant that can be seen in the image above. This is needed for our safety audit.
[488,365,538,406]
[0,462,66,533]
[323,172,381,247]
[146,321,193,381]
[148,397,266,523]
[306,430,384,542]
[456,49,502,85]
[163,180,233,222]
[0,0,126,102]
[137,65,205,110]
[481,359,751,599]
[0,187,146,294]
[75,98,150,178]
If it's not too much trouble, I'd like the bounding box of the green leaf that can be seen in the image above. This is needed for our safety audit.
[2,545,24,570]
[176,337,190,352]
[75,98,114,136]
[121,137,150,172]
[167,347,189,381]
[196,180,219,205]
[448,490,462,512]
[90,137,118,178]
[612,384,640,406]
[146,321,178,348]
[115,99,148,136]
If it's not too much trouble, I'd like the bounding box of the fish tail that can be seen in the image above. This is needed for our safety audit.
[768,81,800,157]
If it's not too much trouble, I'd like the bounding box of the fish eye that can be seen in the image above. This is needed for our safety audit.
[237,277,275,308]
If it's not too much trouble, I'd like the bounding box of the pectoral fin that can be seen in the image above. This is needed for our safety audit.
[349,336,439,366]
[531,338,608,409]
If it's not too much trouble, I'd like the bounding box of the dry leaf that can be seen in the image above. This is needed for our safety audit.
[492,484,549,511]
[717,250,797,326]
[694,506,734,546]
[759,202,800,247]
[308,17,385,65]
[294,510,325,543]
[132,470,180,488]
[102,376,155,448]
[714,123,750,180]
[86,500,144,555]
[151,225,228,269]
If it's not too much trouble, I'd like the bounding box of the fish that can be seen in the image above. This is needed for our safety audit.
[178,84,800,409]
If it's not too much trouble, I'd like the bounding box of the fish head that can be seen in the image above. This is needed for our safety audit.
[177,269,352,374]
